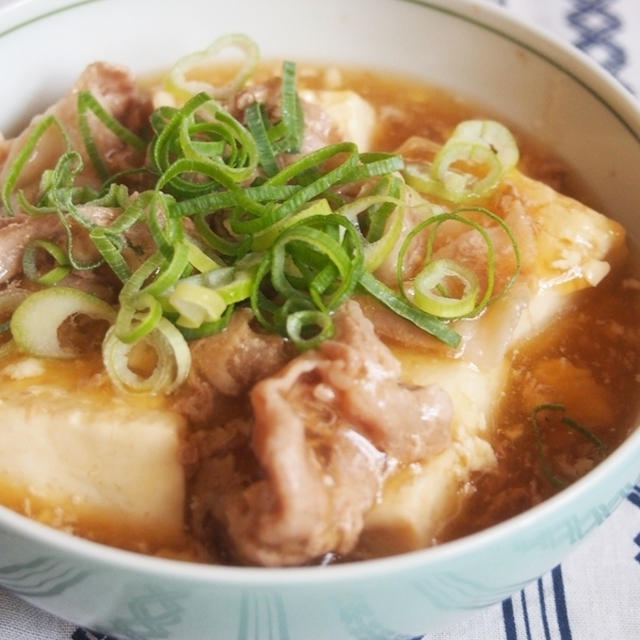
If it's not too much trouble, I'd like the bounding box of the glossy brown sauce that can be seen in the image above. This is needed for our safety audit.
[440,259,640,541]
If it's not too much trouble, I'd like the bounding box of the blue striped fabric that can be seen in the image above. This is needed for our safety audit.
[629,484,640,510]
[490,489,640,640]
[72,631,115,640]
[501,566,573,640]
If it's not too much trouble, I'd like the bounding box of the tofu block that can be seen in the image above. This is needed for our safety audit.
[359,171,625,555]
[300,89,376,151]
[0,357,187,550]
[358,358,498,555]
[509,170,625,292]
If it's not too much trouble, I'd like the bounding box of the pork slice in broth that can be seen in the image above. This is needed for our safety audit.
[0,62,151,197]
[173,308,294,428]
[0,215,65,284]
[0,202,152,297]
[224,300,452,566]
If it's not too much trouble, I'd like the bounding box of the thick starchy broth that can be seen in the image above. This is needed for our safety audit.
[440,261,640,542]
[0,48,638,566]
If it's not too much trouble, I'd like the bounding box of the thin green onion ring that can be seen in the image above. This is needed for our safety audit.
[1,115,71,216]
[413,258,480,318]
[103,317,191,394]
[396,206,520,319]
[0,288,31,358]
[165,33,259,102]
[530,403,607,488]
[22,239,72,285]
[286,309,335,350]
[10,287,116,359]
[77,90,146,181]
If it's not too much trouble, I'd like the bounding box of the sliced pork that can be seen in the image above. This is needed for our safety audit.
[0,62,151,200]
[224,300,452,566]
[0,215,65,284]
[0,201,153,294]
[173,308,293,427]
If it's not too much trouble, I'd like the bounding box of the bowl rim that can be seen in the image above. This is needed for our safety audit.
[1,0,638,137]
[0,0,638,586]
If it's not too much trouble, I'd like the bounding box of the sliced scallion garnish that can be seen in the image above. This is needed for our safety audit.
[413,258,479,318]
[165,33,259,102]
[77,90,146,181]
[103,317,191,394]
[169,281,227,328]
[22,239,72,285]
[0,115,71,216]
[530,403,607,488]
[359,271,461,348]
[0,40,525,395]
[280,60,304,153]
[396,206,520,320]
[451,119,520,169]
[403,119,519,203]
[10,287,116,358]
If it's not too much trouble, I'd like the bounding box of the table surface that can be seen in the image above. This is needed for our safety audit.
[0,0,638,639]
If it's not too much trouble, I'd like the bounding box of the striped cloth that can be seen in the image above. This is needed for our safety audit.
[0,1,639,639]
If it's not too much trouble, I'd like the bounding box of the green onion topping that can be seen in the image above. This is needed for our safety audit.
[0,36,525,393]
[530,403,607,488]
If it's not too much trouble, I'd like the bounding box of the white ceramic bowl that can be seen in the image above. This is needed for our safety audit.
[0,1,639,638]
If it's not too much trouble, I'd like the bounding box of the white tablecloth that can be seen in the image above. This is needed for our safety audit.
[0,0,638,639]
